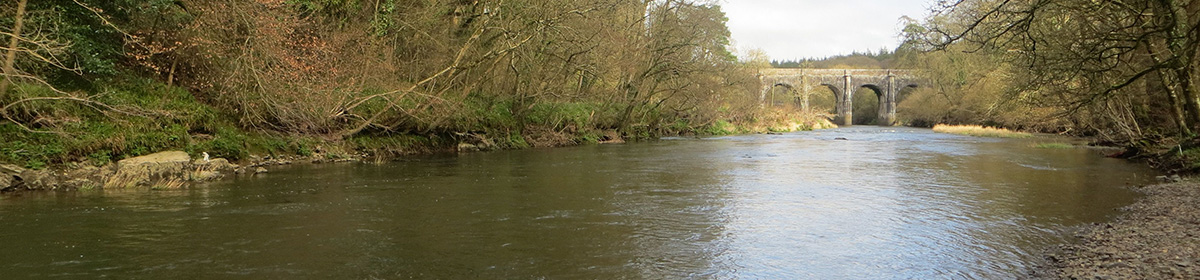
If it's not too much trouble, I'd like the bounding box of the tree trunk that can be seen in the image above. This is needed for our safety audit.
[167,57,177,86]
[0,0,29,101]
[1165,76,1191,135]
[1179,66,1200,133]
[1162,0,1200,132]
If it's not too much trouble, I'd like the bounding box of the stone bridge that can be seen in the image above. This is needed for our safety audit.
[759,69,920,126]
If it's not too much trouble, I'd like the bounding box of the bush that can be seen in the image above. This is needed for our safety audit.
[703,120,738,136]
[526,102,595,131]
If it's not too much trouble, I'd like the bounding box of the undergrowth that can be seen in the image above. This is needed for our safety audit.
[1,80,831,170]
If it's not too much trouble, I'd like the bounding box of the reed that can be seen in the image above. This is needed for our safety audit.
[932,124,1032,138]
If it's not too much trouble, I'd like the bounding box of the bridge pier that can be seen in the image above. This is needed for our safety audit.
[838,70,854,126]
[878,74,899,126]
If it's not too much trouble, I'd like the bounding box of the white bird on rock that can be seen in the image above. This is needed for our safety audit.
[202,152,210,162]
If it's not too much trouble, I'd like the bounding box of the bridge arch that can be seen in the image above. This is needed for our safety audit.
[817,83,844,115]
[764,83,798,108]
[858,84,886,125]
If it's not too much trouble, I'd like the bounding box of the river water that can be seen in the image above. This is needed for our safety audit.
[0,127,1158,279]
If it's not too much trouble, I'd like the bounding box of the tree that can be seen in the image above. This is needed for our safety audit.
[922,0,1200,142]
[0,0,27,99]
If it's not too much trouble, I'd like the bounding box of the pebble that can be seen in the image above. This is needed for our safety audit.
[1044,180,1200,279]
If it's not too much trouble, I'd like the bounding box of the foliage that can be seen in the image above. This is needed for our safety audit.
[704,120,737,136]
[526,102,595,132]
[911,0,1200,145]
[0,0,811,170]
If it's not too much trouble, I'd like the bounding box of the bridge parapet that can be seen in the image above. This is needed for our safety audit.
[760,68,917,79]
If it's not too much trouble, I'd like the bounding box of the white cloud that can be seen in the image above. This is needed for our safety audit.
[722,0,932,60]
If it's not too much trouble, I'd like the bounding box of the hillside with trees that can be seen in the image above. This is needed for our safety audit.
[893,0,1200,170]
[0,0,825,169]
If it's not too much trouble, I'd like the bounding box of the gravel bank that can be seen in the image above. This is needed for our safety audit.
[1040,180,1200,279]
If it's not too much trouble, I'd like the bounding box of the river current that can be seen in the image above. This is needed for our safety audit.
[0,127,1158,279]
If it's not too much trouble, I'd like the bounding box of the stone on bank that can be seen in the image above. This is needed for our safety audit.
[0,151,247,192]
[1,164,25,192]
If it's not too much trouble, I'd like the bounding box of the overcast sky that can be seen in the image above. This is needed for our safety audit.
[722,0,933,60]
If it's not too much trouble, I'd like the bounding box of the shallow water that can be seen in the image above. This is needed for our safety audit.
[0,127,1158,279]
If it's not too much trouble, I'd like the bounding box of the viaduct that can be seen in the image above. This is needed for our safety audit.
[759,69,920,126]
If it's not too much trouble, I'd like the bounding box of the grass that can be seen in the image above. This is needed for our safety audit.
[1034,142,1075,149]
[932,124,1032,138]
[0,77,832,172]
[704,120,739,136]
[0,78,332,169]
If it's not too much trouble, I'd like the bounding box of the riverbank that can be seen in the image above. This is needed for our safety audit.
[0,109,832,192]
[1037,179,1200,279]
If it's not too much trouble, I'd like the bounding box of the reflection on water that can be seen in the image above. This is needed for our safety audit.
[0,127,1156,279]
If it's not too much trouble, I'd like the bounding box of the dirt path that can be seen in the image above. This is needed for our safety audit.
[1039,180,1200,279]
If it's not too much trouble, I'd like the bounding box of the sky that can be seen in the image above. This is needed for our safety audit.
[722,0,933,60]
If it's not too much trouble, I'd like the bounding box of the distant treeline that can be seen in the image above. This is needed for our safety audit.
[770,48,897,69]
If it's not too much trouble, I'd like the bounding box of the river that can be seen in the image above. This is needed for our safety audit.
[0,127,1159,279]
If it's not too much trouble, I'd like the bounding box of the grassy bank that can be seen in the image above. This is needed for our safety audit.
[678,109,836,136]
[0,79,832,171]
[0,78,368,169]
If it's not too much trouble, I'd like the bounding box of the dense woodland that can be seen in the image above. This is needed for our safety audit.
[0,0,822,168]
[890,0,1200,170]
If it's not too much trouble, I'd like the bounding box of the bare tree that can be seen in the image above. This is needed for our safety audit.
[0,0,28,99]
[923,0,1200,140]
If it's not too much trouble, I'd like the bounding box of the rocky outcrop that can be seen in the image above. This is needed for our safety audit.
[64,165,115,190]
[190,158,238,182]
[0,164,25,192]
[105,151,193,188]
[194,158,235,171]
[2,150,373,193]
[457,143,482,152]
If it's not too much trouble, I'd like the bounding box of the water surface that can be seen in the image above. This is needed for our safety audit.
[0,127,1157,279]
